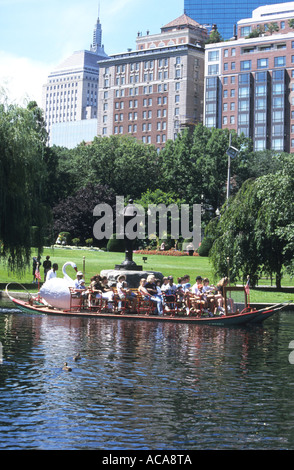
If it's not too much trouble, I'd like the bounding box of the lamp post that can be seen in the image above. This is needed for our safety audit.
[115,199,142,271]
[226,135,239,201]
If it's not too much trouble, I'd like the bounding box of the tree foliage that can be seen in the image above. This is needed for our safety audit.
[53,135,160,201]
[160,125,250,214]
[53,183,116,245]
[207,154,294,287]
[0,102,47,271]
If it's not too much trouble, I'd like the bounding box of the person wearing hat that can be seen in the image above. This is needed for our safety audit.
[74,271,85,289]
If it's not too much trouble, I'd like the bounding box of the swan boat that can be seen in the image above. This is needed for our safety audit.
[5,277,290,327]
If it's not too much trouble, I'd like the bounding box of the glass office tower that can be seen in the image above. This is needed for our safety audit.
[184,0,289,39]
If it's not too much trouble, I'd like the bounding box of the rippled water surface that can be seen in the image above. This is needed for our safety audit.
[0,308,294,450]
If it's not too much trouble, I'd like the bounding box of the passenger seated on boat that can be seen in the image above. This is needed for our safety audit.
[74,271,84,290]
[202,278,217,313]
[116,275,137,312]
[161,276,177,298]
[145,274,164,315]
[155,279,163,297]
[182,275,191,292]
[176,277,185,302]
[161,276,178,312]
[190,276,206,314]
[88,275,102,306]
[214,277,228,315]
[138,278,150,299]
[99,276,115,309]
[73,272,89,299]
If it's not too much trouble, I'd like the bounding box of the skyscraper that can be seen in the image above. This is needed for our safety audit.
[42,13,108,147]
[184,0,290,39]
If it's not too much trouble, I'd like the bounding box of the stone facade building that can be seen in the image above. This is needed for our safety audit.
[97,14,207,151]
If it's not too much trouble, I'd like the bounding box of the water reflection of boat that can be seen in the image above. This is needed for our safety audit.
[5,284,290,327]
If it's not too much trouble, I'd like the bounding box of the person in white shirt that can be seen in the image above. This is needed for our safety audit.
[74,271,84,289]
[191,276,203,296]
[46,263,58,281]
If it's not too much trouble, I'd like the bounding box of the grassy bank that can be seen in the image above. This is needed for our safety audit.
[1,247,293,304]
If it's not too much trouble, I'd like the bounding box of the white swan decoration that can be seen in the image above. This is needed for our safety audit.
[39,261,78,310]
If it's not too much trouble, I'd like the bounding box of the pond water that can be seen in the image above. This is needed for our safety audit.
[0,308,294,450]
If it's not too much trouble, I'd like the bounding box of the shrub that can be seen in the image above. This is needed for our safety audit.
[107,234,126,252]
[197,236,214,257]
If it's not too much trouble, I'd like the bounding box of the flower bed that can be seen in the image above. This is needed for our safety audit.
[134,249,199,256]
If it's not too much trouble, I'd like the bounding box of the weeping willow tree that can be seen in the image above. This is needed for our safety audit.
[206,153,294,288]
[0,101,48,272]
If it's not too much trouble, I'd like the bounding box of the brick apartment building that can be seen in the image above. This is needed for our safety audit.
[97,14,207,150]
[204,2,294,152]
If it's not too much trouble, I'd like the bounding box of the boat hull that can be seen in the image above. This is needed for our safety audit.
[8,297,282,326]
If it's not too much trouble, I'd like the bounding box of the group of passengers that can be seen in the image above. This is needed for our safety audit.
[72,270,228,316]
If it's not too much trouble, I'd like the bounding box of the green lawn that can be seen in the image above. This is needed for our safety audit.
[1,247,293,304]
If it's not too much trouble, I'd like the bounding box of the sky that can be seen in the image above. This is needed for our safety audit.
[0,0,183,107]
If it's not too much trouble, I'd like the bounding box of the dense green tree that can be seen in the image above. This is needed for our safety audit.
[0,102,48,271]
[206,25,223,44]
[53,183,116,245]
[160,124,250,216]
[207,154,294,287]
[134,188,186,246]
[254,154,294,287]
[57,135,160,200]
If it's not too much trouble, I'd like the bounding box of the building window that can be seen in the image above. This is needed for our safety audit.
[239,87,250,98]
[255,140,266,151]
[239,100,249,112]
[240,26,251,37]
[238,114,249,125]
[208,50,219,61]
[272,83,284,95]
[272,138,284,150]
[257,58,268,69]
[272,124,283,136]
[241,60,251,71]
[273,110,284,121]
[206,116,216,127]
[256,98,266,109]
[274,56,286,67]
[273,70,284,80]
[208,64,219,75]
[255,112,266,124]
[255,85,266,96]
[273,97,284,108]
